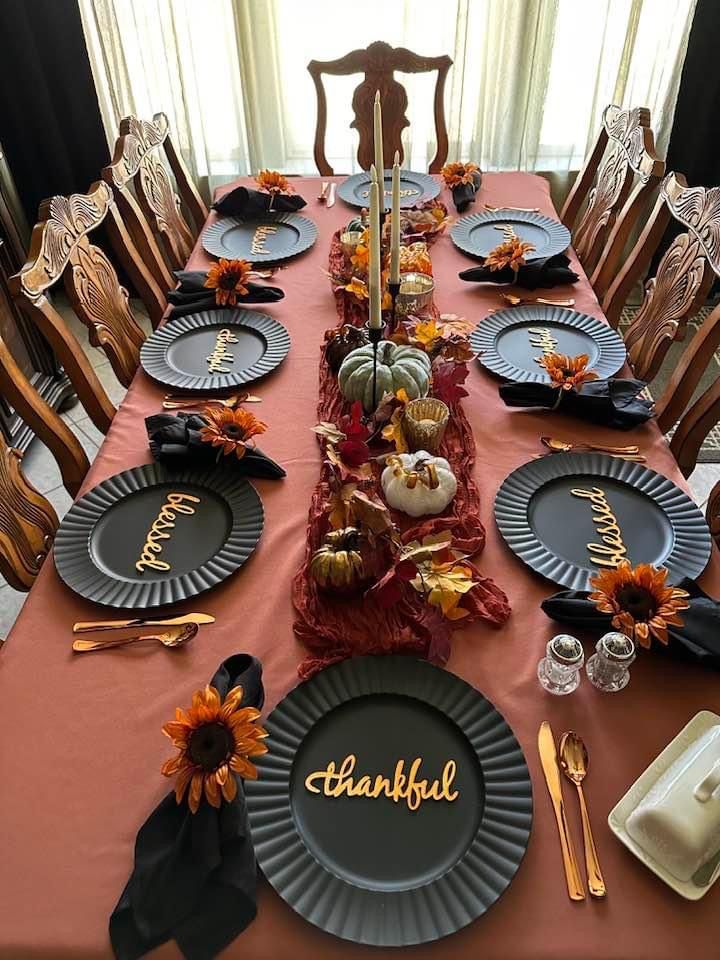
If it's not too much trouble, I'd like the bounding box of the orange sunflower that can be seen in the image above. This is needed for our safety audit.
[539,352,599,391]
[255,169,292,194]
[204,258,251,307]
[484,236,535,272]
[350,242,369,273]
[200,407,267,459]
[161,684,268,813]
[589,561,690,649]
[441,160,480,189]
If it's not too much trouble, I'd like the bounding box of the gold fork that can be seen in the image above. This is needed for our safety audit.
[72,623,198,653]
[502,293,575,308]
[162,392,261,410]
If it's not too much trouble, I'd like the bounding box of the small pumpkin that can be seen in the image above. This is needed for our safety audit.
[346,214,367,233]
[381,451,457,517]
[324,324,369,374]
[309,527,368,591]
[338,341,431,412]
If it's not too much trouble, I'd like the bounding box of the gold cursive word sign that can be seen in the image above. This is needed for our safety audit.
[304,753,458,811]
[135,492,201,573]
[206,327,239,374]
[571,485,628,568]
[251,224,278,256]
[528,326,559,364]
[360,188,418,199]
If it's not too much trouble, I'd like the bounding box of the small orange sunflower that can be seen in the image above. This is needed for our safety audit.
[204,258,251,307]
[484,236,535,272]
[162,684,268,813]
[200,407,268,459]
[589,561,690,649]
[539,352,599,391]
[255,169,292,194]
[441,161,480,189]
[350,242,369,273]
[345,276,369,300]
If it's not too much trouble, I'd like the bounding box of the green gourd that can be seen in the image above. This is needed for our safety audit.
[338,341,431,412]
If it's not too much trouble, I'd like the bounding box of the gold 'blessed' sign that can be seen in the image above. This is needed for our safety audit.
[570,485,628,568]
[135,492,201,573]
[206,327,239,374]
[528,326,559,364]
[304,753,459,811]
[360,188,418,199]
[251,224,278,256]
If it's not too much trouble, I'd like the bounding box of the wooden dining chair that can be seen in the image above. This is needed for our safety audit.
[705,480,720,549]
[308,41,453,175]
[104,113,208,276]
[561,105,665,295]
[9,182,148,432]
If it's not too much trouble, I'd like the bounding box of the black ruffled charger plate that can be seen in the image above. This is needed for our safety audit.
[140,309,290,391]
[451,209,570,260]
[495,452,711,591]
[201,211,317,263]
[54,463,263,608]
[246,655,532,947]
[337,169,440,209]
[470,305,627,382]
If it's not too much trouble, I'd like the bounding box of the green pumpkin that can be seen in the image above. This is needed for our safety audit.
[346,215,367,233]
[338,341,431,412]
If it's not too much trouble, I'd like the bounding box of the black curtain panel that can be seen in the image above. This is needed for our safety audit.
[0,0,109,223]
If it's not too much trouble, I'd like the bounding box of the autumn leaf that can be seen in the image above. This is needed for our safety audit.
[413,319,442,353]
[437,314,475,338]
[326,443,374,481]
[438,336,475,363]
[312,421,345,444]
[327,482,357,529]
[350,490,395,536]
[345,276,369,300]
[432,359,470,405]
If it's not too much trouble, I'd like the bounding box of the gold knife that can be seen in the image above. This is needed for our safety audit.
[73,613,215,634]
[327,182,336,208]
[538,721,586,900]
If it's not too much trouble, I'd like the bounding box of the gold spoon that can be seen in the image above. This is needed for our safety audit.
[559,732,606,899]
[541,436,640,456]
[72,623,198,653]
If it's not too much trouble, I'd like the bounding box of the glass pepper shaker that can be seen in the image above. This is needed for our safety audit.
[586,631,635,692]
[537,634,584,695]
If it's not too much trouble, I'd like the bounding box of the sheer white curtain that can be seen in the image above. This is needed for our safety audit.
[79,0,697,192]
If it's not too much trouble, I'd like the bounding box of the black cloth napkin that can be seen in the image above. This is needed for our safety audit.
[542,580,720,669]
[167,270,284,321]
[459,253,579,289]
[110,653,265,960]
[451,170,482,212]
[499,378,654,430]
[213,185,306,217]
[146,412,286,479]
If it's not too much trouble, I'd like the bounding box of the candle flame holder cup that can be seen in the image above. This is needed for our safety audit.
[396,272,435,317]
[340,230,363,258]
[403,398,449,453]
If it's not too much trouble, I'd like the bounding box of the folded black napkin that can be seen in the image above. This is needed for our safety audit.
[499,378,654,430]
[451,170,483,212]
[459,253,578,289]
[542,580,720,669]
[146,412,286,479]
[213,185,306,217]
[167,271,284,320]
[110,653,264,960]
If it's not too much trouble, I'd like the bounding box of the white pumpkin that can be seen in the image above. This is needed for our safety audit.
[381,451,457,517]
[338,341,431,412]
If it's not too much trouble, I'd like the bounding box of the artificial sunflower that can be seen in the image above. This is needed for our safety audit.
[204,258,251,307]
[589,561,690,649]
[255,169,292,194]
[484,236,535,272]
[441,160,480,189]
[539,352,599,391]
[200,407,267,459]
[161,684,268,813]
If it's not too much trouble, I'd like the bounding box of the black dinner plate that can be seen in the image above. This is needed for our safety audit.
[201,212,317,263]
[140,309,290,391]
[54,463,263,608]
[451,209,570,261]
[337,169,440,209]
[246,655,532,947]
[470,305,627,382]
[495,453,711,590]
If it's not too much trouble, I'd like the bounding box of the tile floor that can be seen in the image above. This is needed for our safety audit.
[1,304,719,638]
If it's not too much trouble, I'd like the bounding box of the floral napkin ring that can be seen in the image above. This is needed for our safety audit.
[255,169,293,195]
[204,258,252,307]
[441,161,480,189]
[200,407,268,460]
[539,352,599,392]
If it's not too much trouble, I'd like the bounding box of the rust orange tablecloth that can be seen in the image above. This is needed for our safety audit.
[2,174,719,960]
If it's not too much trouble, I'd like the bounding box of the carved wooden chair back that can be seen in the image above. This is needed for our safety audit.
[9,182,144,432]
[308,41,453,175]
[705,479,720,549]
[105,113,208,275]
[561,105,665,292]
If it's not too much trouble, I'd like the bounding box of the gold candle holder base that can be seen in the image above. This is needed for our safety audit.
[403,398,449,453]
[396,271,434,317]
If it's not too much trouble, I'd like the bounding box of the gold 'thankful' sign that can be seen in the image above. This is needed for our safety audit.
[135,492,201,573]
[528,326,559,364]
[304,753,459,811]
[570,485,628,568]
[250,224,278,256]
[206,327,239,374]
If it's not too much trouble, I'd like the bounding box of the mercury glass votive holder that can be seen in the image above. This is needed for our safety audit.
[403,398,450,453]
[340,231,363,257]
[396,271,435,317]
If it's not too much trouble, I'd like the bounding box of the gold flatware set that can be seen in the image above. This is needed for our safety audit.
[71,613,215,653]
[501,293,575,308]
[485,203,541,214]
[538,721,606,900]
[540,436,646,462]
[162,391,261,410]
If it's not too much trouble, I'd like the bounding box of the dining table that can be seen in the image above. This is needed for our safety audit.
[1,171,719,960]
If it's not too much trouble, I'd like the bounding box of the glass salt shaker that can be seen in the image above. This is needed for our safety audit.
[537,634,584,695]
[586,631,635,692]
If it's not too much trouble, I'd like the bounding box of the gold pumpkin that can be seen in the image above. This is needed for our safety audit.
[309,527,367,591]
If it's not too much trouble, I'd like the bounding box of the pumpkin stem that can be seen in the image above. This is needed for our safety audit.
[381,342,394,365]
[423,463,440,489]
